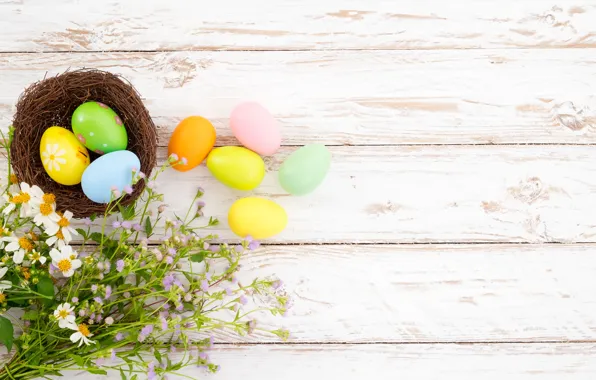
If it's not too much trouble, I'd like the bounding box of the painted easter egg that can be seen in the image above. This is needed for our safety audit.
[40,126,90,186]
[278,144,331,196]
[230,102,281,156]
[228,197,287,239]
[168,116,216,172]
[206,146,265,190]
[72,101,128,155]
[81,150,140,204]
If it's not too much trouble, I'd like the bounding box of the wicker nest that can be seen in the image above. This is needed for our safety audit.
[10,69,157,218]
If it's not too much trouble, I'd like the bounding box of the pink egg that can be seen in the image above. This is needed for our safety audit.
[230,102,281,156]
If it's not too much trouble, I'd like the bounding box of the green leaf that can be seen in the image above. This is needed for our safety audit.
[154,348,162,364]
[90,232,103,243]
[75,228,87,240]
[144,216,153,236]
[0,316,13,352]
[89,213,97,221]
[87,368,107,375]
[36,276,55,307]
[22,310,38,320]
[69,354,85,367]
[119,368,126,380]
[131,375,138,380]
[117,204,135,221]
[190,252,205,263]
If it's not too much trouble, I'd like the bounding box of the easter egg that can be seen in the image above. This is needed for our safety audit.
[40,126,90,185]
[72,101,128,155]
[230,102,281,156]
[279,144,331,196]
[168,116,216,172]
[206,146,265,190]
[228,197,287,239]
[81,150,140,204]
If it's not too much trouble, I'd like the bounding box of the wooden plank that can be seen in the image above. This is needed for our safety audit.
[22,144,593,244]
[195,244,596,343]
[50,344,596,379]
[1,50,596,145]
[1,1,596,52]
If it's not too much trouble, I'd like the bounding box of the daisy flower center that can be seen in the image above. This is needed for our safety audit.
[0,294,5,303]
[58,309,69,319]
[18,237,33,251]
[39,203,53,216]
[9,174,17,184]
[29,232,38,241]
[57,259,72,272]
[10,195,22,204]
[58,217,70,228]
[42,193,56,204]
[30,252,41,260]
[55,230,65,240]
[19,192,31,203]
[78,324,91,337]
[21,268,30,280]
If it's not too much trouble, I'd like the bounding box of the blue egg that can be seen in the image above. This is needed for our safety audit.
[81,150,140,204]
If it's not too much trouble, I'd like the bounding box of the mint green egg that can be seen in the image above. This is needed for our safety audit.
[71,101,128,155]
[278,144,331,196]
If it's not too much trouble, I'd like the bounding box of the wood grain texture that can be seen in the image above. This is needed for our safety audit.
[17,145,592,244]
[1,49,596,145]
[169,244,596,343]
[1,0,596,51]
[39,344,596,380]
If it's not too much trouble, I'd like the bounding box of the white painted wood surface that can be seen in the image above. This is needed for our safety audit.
[1,0,596,51]
[69,344,596,380]
[2,0,596,378]
[1,50,596,145]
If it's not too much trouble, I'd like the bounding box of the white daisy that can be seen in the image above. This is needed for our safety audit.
[49,246,81,277]
[66,323,96,347]
[46,230,68,249]
[46,211,78,243]
[42,144,67,172]
[54,303,76,328]
[3,183,43,217]
[3,234,34,264]
[0,267,12,290]
[28,250,47,265]
[32,201,59,230]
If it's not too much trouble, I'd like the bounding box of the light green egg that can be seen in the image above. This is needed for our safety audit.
[278,144,331,196]
[71,101,128,155]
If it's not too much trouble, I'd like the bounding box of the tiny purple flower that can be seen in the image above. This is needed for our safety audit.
[105,285,112,298]
[112,221,121,229]
[272,280,283,290]
[111,188,121,198]
[94,297,103,304]
[71,297,79,303]
[168,153,179,162]
[205,272,212,281]
[133,223,142,231]
[141,324,154,336]
[200,279,209,292]
[161,318,168,331]
[83,217,92,226]
[159,310,169,319]
[115,332,123,341]
[176,303,183,311]
[181,157,188,165]
[209,245,219,252]
[165,255,174,265]
[196,201,205,208]
[91,284,98,293]
[138,172,146,179]
[209,336,214,348]
[95,358,104,366]
[248,240,261,250]
[147,180,156,189]
[235,244,244,252]
[170,345,176,353]
[121,221,132,229]
[199,352,208,360]
[111,350,116,361]
[147,362,156,380]
[79,309,86,317]
[225,288,233,296]
[104,261,111,272]
[239,295,248,305]
[90,313,96,320]
[162,302,171,310]
[116,260,125,272]
[95,314,103,323]
[167,247,176,256]
[245,235,254,242]
[123,185,133,195]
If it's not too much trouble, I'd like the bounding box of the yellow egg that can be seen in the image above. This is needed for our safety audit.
[40,126,90,185]
[228,197,287,239]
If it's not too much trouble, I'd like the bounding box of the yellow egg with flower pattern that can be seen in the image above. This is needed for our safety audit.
[40,126,90,185]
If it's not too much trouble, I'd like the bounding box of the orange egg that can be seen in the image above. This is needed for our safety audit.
[168,116,216,172]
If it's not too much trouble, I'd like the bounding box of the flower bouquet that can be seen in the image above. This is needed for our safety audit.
[0,128,289,379]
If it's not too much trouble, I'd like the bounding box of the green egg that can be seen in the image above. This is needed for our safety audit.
[71,101,128,155]
[278,144,331,196]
